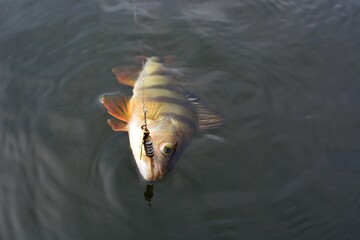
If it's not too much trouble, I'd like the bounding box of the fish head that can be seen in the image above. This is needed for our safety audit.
[132,120,188,181]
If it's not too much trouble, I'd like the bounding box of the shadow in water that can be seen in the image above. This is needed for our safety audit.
[144,184,154,207]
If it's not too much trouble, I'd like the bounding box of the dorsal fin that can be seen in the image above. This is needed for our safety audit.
[101,95,131,122]
[185,91,224,130]
[112,66,142,87]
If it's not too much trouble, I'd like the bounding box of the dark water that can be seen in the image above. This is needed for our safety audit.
[1,0,360,239]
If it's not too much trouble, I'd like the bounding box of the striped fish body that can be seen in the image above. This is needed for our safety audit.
[102,57,222,181]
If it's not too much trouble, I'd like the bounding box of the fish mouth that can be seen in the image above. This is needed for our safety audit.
[141,157,168,181]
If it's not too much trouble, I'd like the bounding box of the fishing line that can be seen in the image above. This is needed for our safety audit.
[132,0,154,159]
[131,0,146,117]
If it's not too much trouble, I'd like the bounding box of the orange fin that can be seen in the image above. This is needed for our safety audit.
[107,118,127,131]
[112,66,141,87]
[101,95,131,122]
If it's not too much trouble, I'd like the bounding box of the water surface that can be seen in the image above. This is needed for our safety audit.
[1,0,360,239]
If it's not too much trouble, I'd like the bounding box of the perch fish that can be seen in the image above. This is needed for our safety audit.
[101,56,222,181]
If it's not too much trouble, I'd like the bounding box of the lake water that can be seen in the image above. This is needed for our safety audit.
[1,0,360,239]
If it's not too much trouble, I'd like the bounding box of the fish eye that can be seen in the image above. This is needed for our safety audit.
[160,144,175,156]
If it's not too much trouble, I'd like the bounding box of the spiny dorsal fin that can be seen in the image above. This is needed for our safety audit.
[101,95,131,122]
[112,66,142,87]
[185,91,224,130]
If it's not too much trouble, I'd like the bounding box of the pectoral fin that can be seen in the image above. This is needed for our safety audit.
[107,118,127,131]
[185,91,224,130]
[101,95,131,122]
[112,66,141,87]
[196,104,224,130]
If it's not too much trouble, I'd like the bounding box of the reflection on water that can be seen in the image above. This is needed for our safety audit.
[1,0,360,239]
